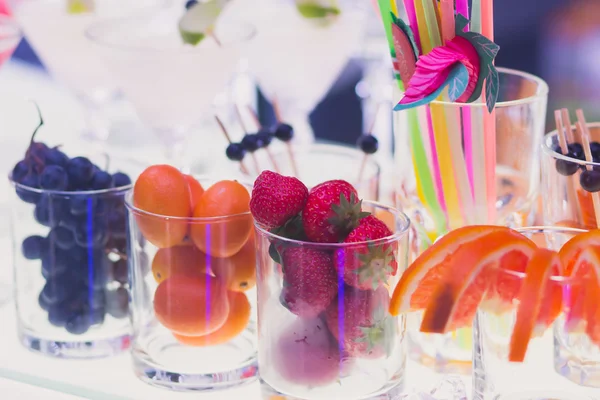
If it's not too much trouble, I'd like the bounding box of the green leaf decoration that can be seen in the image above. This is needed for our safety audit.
[454,13,501,111]
[485,65,500,112]
[296,2,340,18]
[391,12,420,58]
[447,63,470,102]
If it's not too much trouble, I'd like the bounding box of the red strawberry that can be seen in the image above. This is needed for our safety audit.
[325,286,395,359]
[335,215,397,290]
[302,180,369,243]
[250,171,308,230]
[280,247,338,318]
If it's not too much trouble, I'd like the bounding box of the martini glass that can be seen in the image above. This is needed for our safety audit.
[245,0,366,144]
[9,0,171,142]
[85,9,255,170]
[0,13,21,306]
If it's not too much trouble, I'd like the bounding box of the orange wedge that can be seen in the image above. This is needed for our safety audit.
[576,189,598,229]
[420,229,538,333]
[584,274,600,346]
[559,229,600,275]
[509,248,562,362]
[389,225,509,316]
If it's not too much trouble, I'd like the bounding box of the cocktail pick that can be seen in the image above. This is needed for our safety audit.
[235,104,261,174]
[246,105,280,173]
[272,96,299,177]
[577,120,600,228]
[562,108,575,143]
[554,110,580,223]
[356,103,381,184]
[215,115,249,174]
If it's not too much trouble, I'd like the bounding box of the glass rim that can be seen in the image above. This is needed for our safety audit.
[495,226,589,283]
[85,14,257,54]
[254,200,411,248]
[242,142,381,180]
[124,179,253,222]
[415,67,548,108]
[0,14,22,39]
[8,175,133,196]
[542,122,600,167]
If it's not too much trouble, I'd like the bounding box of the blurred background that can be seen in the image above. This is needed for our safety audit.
[2,0,599,149]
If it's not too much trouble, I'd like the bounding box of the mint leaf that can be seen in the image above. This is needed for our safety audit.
[485,65,500,112]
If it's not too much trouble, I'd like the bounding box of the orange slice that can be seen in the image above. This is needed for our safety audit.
[509,248,562,362]
[584,274,600,346]
[389,225,509,316]
[559,229,600,275]
[420,229,538,333]
[576,189,599,229]
[562,245,600,332]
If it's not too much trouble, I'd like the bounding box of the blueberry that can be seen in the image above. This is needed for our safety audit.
[74,217,109,249]
[274,123,294,142]
[41,280,70,305]
[22,235,46,260]
[90,170,114,190]
[567,143,585,161]
[112,172,132,188]
[16,173,41,203]
[76,254,110,289]
[11,160,30,183]
[34,196,65,228]
[45,148,69,167]
[59,211,81,231]
[556,159,579,176]
[107,209,126,238]
[49,226,75,250]
[580,169,600,192]
[66,157,95,186]
[226,143,246,161]
[241,134,262,152]
[257,128,274,147]
[65,313,91,335]
[70,195,97,216]
[41,249,70,277]
[590,142,600,159]
[78,287,106,310]
[185,0,198,9]
[107,287,129,319]
[40,165,69,190]
[111,259,128,285]
[38,291,50,310]
[48,304,70,327]
[89,307,106,325]
[357,134,379,154]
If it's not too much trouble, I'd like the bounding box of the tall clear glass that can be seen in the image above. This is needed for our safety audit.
[240,142,381,201]
[393,68,549,372]
[541,125,600,388]
[8,154,142,358]
[255,201,410,399]
[473,226,598,399]
[125,178,257,391]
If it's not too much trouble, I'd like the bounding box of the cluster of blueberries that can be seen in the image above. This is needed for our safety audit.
[11,140,133,335]
[553,141,600,193]
[226,122,294,163]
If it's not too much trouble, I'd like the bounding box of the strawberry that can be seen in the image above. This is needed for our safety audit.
[325,286,395,359]
[280,247,338,318]
[302,180,369,243]
[335,215,397,290]
[250,171,308,230]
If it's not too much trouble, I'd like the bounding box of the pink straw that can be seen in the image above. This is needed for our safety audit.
[403,0,421,53]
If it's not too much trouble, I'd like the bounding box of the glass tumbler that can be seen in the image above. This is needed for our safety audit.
[126,178,257,391]
[394,68,549,372]
[473,226,599,399]
[255,201,410,400]
[240,142,381,201]
[9,155,139,358]
[541,124,600,388]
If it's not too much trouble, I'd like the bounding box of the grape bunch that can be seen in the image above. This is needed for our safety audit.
[11,114,134,335]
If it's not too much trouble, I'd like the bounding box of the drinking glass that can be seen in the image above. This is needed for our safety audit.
[9,153,143,358]
[541,125,600,388]
[473,226,598,399]
[125,178,257,391]
[255,201,410,399]
[394,68,549,372]
[9,0,170,142]
[86,9,255,170]
[240,142,381,201]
